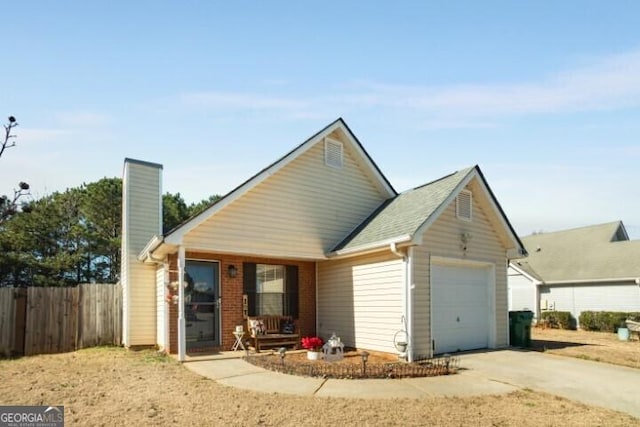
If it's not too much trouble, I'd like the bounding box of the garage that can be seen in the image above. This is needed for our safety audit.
[431,261,494,354]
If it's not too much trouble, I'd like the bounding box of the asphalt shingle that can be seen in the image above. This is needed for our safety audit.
[512,222,640,282]
[333,166,475,252]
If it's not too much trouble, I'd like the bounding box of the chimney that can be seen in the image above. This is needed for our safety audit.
[121,158,163,347]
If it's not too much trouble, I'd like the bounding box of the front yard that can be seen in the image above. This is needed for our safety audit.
[531,327,640,369]
[1,345,637,426]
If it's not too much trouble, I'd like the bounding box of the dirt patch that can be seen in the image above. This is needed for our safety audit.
[287,348,399,364]
[531,327,640,369]
[1,347,637,426]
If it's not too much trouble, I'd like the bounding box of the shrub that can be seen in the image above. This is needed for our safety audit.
[578,311,640,332]
[540,311,575,330]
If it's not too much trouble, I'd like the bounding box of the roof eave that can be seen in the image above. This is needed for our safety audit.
[542,277,640,286]
[138,235,178,263]
[474,166,527,256]
[138,235,163,263]
[508,261,542,283]
[327,235,413,259]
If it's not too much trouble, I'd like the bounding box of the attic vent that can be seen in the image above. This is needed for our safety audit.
[456,190,472,221]
[324,138,343,168]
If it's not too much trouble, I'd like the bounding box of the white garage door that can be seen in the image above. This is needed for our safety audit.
[432,263,491,354]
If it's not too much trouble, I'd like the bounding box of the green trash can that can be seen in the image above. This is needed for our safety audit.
[509,310,534,347]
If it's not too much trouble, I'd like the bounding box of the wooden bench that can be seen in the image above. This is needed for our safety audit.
[247,315,299,353]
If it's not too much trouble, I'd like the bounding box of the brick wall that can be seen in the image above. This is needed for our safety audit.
[165,252,316,353]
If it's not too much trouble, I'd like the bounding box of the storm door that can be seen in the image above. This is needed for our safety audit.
[184,260,220,351]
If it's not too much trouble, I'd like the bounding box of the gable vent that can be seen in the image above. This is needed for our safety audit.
[324,138,343,168]
[456,190,472,221]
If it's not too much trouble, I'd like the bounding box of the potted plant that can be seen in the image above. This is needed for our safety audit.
[301,336,324,360]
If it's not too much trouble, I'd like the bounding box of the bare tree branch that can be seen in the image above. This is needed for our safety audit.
[0,116,30,223]
[1,116,19,160]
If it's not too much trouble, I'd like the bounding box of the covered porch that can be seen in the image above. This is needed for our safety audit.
[159,249,317,360]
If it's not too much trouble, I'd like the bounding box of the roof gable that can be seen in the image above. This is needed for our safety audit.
[332,165,525,257]
[163,118,396,247]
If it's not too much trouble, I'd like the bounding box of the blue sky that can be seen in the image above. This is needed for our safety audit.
[2,1,640,238]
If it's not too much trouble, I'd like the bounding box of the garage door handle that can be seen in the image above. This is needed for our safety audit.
[457,316,460,322]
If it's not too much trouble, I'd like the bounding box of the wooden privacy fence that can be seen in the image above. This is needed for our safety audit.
[0,287,19,357]
[0,284,121,357]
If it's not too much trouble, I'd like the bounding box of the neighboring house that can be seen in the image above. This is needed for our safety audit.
[121,118,526,361]
[508,221,640,324]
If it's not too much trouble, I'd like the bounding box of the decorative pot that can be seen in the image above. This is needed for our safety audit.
[307,350,322,360]
[618,327,630,341]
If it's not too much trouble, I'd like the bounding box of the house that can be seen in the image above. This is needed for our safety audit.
[121,118,526,361]
[508,221,640,325]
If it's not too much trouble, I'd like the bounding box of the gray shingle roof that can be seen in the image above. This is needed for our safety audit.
[512,221,640,282]
[332,166,475,252]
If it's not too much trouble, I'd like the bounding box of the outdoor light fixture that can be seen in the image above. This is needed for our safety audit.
[227,264,238,278]
[460,231,472,252]
[278,347,287,365]
[361,351,370,376]
[443,353,452,372]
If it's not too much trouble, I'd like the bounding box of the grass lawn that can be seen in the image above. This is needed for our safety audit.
[1,346,637,426]
[531,327,640,369]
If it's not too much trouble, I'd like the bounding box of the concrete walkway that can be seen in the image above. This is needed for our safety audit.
[183,350,640,419]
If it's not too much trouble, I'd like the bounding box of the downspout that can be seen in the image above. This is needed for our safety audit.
[406,247,414,362]
[390,243,414,362]
[390,242,404,259]
[177,246,186,362]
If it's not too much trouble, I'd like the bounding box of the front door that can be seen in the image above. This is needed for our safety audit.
[184,260,220,352]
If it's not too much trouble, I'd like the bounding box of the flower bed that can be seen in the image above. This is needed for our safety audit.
[244,349,458,379]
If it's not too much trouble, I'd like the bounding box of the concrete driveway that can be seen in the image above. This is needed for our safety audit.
[185,349,640,419]
[458,350,640,419]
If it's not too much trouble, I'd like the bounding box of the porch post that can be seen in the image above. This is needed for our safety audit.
[178,246,186,361]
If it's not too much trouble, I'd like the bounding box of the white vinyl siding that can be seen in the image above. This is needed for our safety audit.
[121,160,162,347]
[318,252,404,354]
[508,266,537,313]
[183,131,388,259]
[156,265,167,350]
[540,282,640,327]
[412,180,510,356]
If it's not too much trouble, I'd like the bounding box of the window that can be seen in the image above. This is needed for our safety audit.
[456,190,472,221]
[243,263,299,317]
[256,264,284,315]
[324,138,343,168]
